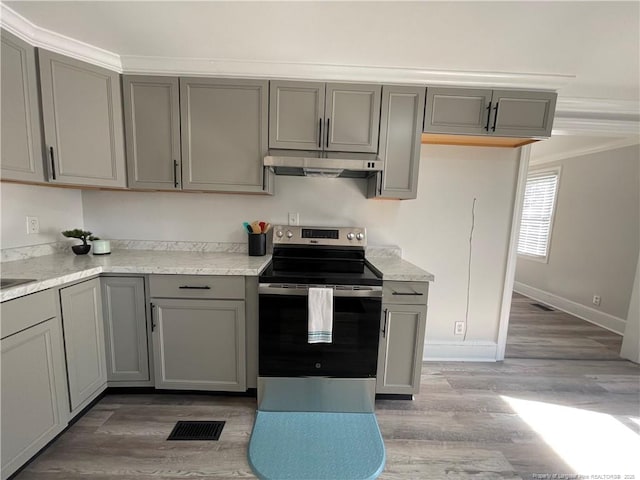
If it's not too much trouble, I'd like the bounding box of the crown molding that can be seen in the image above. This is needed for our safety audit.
[120,55,575,90]
[0,3,121,71]
[530,136,640,166]
[556,97,640,118]
[552,116,640,137]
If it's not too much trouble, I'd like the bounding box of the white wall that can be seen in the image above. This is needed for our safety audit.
[621,255,640,363]
[82,145,520,354]
[515,144,640,333]
[0,182,84,248]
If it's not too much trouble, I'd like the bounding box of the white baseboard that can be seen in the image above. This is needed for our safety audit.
[423,341,498,362]
[513,282,626,335]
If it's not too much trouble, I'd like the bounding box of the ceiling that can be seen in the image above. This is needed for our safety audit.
[4,1,639,102]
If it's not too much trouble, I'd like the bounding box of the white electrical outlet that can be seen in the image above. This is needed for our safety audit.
[454,321,465,335]
[288,212,300,226]
[26,216,39,234]
[593,295,601,306]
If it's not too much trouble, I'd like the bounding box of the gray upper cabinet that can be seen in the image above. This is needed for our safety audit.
[38,50,127,187]
[60,278,107,413]
[1,30,44,183]
[369,85,425,200]
[269,81,381,153]
[325,83,381,153]
[123,76,181,190]
[180,77,270,193]
[269,81,325,150]
[424,87,556,138]
[101,277,149,383]
[491,90,557,138]
[425,87,493,136]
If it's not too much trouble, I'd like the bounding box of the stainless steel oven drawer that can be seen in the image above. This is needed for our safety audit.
[149,275,245,300]
[383,281,428,304]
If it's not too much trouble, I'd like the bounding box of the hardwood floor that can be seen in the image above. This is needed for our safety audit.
[13,294,638,480]
[506,292,623,360]
[14,357,639,480]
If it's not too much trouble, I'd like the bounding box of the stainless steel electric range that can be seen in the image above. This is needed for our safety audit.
[257,225,383,413]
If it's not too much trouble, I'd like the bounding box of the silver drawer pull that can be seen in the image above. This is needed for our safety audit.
[179,285,211,290]
[391,291,423,296]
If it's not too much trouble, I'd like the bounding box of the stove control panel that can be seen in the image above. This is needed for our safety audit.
[272,226,367,247]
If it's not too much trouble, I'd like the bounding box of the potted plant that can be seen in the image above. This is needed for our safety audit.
[61,229,96,255]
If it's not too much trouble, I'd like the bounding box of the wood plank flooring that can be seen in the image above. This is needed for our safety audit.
[14,358,639,480]
[506,293,623,360]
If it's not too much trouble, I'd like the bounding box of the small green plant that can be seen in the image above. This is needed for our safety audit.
[61,229,98,246]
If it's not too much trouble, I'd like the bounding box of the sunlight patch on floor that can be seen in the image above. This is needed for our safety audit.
[502,396,640,476]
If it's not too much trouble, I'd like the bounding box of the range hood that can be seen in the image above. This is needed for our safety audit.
[264,150,383,178]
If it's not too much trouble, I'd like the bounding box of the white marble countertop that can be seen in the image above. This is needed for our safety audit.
[1,248,434,302]
[367,255,435,283]
[0,250,272,302]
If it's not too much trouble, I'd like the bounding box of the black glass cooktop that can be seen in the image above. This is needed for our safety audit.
[259,260,382,287]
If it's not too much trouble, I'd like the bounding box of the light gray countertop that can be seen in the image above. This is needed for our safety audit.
[1,249,433,302]
[367,255,435,283]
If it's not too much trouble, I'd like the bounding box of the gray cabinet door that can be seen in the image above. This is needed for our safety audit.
[38,50,127,187]
[101,277,149,382]
[180,77,269,193]
[424,87,493,135]
[123,76,181,190]
[269,80,324,151]
[60,278,107,412]
[1,30,44,182]
[374,85,425,200]
[325,83,381,153]
[1,317,68,480]
[376,303,427,395]
[491,90,557,138]
[152,299,246,391]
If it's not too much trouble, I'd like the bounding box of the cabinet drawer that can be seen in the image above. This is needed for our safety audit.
[149,275,245,300]
[382,281,428,305]
[1,290,57,339]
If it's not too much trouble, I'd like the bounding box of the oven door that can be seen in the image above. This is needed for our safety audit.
[258,284,382,378]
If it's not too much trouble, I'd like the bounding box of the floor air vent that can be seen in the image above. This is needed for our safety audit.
[531,303,554,312]
[167,421,225,441]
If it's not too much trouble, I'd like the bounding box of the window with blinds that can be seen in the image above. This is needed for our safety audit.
[518,169,560,261]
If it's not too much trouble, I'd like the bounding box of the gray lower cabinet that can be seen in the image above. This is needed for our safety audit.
[1,291,69,480]
[368,85,425,200]
[268,80,381,153]
[101,277,150,382]
[59,278,108,413]
[123,76,181,190]
[151,299,246,391]
[38,50,127,187]
[424,87,556,138]
[1,30,44,183]
[180,77,271,193]
[376,281,428,395]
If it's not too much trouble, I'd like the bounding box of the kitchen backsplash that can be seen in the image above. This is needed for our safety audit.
[1,240,402,263]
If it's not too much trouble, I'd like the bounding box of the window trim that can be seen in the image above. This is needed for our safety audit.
[517,166,561,264]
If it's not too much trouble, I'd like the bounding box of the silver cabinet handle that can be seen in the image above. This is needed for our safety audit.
[391,291,423,296]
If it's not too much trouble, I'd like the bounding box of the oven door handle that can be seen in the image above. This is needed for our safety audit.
[259,284,382,298]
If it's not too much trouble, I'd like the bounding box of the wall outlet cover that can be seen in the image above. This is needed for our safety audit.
[26,216,39,234]
[454,321,465,335]
[288,212,300,226]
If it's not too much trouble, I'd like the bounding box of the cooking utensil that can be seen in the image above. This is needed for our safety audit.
[243,222,252,233]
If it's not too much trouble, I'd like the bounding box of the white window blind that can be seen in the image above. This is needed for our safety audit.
[518,170,559,259]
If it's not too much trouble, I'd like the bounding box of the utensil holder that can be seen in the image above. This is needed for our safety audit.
[248,233,266,256]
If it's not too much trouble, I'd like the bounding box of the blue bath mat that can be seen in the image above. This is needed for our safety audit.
[248,411,385,480]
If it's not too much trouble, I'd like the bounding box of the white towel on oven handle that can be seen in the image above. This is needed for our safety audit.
[308,287,333,344]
